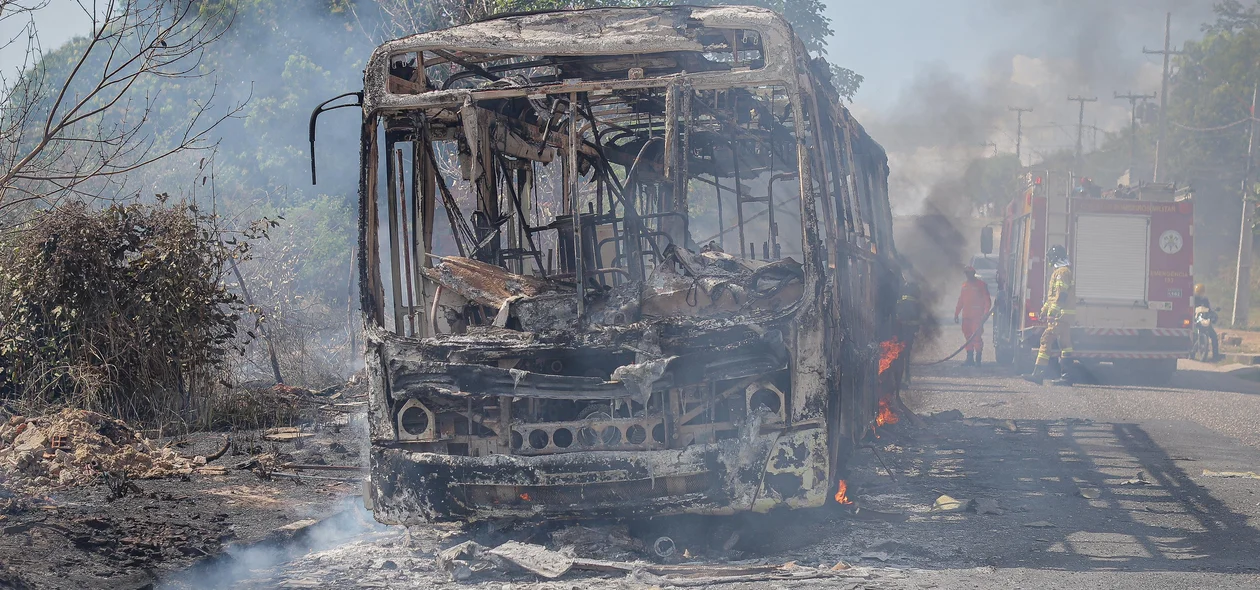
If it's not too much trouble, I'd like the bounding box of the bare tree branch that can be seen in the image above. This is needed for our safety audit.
[0,0,242,228]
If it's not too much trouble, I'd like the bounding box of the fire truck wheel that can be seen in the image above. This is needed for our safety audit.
[995,345,1014,366]
[1014,348,1035,375]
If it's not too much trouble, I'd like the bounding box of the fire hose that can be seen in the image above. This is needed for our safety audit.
[911,305,996,367]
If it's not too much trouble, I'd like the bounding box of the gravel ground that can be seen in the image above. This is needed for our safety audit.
[11,326,1256,589]
[0,410,370,590]
[157,326,1260,589]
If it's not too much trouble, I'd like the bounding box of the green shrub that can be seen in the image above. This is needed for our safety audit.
[0,199,249,423]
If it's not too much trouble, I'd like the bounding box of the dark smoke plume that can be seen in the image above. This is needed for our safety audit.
[868,0,1219,351]
[894,180,969,348]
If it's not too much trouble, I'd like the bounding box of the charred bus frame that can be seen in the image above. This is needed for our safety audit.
[311,6,901,525]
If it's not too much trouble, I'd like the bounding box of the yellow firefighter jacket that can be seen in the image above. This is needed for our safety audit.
[1042,265,1075,320]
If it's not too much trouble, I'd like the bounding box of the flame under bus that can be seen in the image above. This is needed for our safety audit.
[346,6,900,524]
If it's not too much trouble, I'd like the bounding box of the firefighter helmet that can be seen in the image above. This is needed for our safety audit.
[963,265,977,277]
[1194,283,1206,297]
[1046,245,1067,266]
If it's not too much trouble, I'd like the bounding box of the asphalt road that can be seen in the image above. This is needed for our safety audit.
[172,326,1260,589]
[859,325,1260,589]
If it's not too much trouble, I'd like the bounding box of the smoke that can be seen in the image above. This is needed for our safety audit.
[160,499,390,590]
[859,1,1219,344]
[895,187,970,346]
[861,0,1219,208]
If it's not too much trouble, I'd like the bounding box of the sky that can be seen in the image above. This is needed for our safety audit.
[0,0,90,74]
[827,1,1215,110]
[823,0,1222,208]
[6,1,1221,114]
[0,0,1232,207]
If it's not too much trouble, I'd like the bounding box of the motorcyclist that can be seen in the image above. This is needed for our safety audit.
[1193,283,1220,361]
[1023,245,1075,386]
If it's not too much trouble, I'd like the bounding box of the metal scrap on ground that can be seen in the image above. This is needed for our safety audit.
[435,538,868,584]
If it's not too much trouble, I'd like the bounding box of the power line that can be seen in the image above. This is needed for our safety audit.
[1067,96,1098,173]
[1144,12,1185,182]
[1115,91,1158,181]
[1009,106,1033,166]
[1171,118,1255,132]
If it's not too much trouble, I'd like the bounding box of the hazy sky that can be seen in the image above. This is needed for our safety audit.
[3,1,1222,113]
[827,0,1216,113]
[828,1,1019,106]
[0,0,90,74]
[822,0,1221,207]
[0,0,1228,206]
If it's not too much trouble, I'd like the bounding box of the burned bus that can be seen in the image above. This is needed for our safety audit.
[310,6,901,525]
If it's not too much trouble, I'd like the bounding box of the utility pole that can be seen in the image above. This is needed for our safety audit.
[1009,106,1033,166]
[1232,80,1259,328]
[1067,96,1097,174]
[1115,91,1158,182]
[1144,12,1183,183]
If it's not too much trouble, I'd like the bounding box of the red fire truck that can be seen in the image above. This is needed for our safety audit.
[990,172,1194,382]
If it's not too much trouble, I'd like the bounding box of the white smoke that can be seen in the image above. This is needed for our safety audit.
[852,0,1218,214]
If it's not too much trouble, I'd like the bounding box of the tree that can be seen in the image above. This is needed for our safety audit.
[1064,1,1260,315]
[1205,0,1260,33]
[828,63,864,104]
[962,154,1020,211]
[0,0,242,228]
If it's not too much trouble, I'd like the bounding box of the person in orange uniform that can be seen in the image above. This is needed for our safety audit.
[955,266,992,366]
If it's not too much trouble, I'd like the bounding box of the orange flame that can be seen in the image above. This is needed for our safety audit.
[876,397,899,427]
[878,338,905,375]
[519,493,531,502]
[834,479,852,504]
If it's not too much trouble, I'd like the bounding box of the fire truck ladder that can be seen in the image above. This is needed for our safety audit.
[1046,174,1070,258]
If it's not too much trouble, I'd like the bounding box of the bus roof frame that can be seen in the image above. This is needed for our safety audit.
[361,5,808,114]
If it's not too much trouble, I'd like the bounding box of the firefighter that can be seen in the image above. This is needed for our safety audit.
[954,266,992,366]
[894,279,923,388]
[1193,283,1220,360]
[1076,177,1102,199]
[1024,245,1075,385]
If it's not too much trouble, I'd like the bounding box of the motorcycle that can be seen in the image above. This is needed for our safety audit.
[1190,306,1218,362]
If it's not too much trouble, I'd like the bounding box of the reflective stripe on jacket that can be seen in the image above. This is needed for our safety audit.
[1042,265,1075,318]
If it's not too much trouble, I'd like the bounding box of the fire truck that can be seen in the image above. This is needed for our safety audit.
[990,172,1194,382]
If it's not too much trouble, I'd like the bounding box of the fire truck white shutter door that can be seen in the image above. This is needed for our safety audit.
[1074,214,1150,303]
